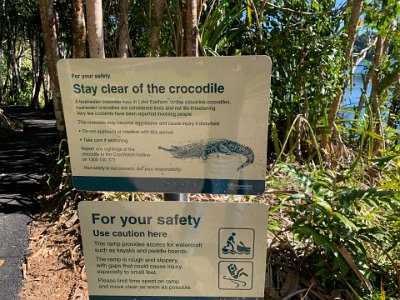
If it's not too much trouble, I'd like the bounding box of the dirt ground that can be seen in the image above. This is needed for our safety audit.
[18,192,89,300]
[18,192,273,300]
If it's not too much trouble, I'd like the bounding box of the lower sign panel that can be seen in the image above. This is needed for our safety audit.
[78,202,268,299]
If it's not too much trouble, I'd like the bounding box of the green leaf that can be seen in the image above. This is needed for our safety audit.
[333,212,359,231]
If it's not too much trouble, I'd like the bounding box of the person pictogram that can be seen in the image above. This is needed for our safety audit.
[222,263,249,288]
[222,232,251,255]
[228,263,248,279]
[226,232,236,251]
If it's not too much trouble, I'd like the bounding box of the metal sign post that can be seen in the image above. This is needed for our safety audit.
[164,193,188,202]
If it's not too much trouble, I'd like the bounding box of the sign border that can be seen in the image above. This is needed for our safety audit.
[73,176,265,194]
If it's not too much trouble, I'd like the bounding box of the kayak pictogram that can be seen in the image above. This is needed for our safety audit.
[222,232,251,255]
[219,228,254,259]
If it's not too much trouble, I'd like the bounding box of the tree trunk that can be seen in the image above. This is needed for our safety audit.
[29,34,37,93]
[3,59,10,97]
[29,33,39,108]
[370,35,385,156]
[344,0,363,61]
[86,0,105,58]
[149,0,165,57]
[0,0,5,102]
[31,41,45,109]
[118,0,131,58]
[322,0,363,151]
[5,0,21,94]
[39,0,66,138]
[0,44,3,103]
[8,37,21,93]
[164,0,197,203]
[72,0,87,58]
[43,73,49,103]
[387,82,400,129]
[184,0,198,57]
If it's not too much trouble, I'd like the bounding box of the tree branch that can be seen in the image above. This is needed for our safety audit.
[264,1,345,16]
[352,37,377,74]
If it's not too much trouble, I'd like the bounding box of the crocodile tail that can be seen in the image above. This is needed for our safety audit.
[237,146,255,171]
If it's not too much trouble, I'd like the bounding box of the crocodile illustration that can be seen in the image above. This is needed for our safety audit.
[158,139,255,171]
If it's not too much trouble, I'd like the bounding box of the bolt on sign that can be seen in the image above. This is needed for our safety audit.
[57,56,272,195]
[78,201,268,299]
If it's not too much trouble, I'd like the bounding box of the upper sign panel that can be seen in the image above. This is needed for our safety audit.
[57,56,271,194]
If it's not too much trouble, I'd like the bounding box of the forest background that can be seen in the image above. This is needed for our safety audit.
[0,0,400,299]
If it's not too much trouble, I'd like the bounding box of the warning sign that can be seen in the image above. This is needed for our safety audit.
[57,56,271,195]
[78,201,268,299]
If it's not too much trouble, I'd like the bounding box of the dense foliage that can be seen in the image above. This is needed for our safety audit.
[1,0,399,298]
